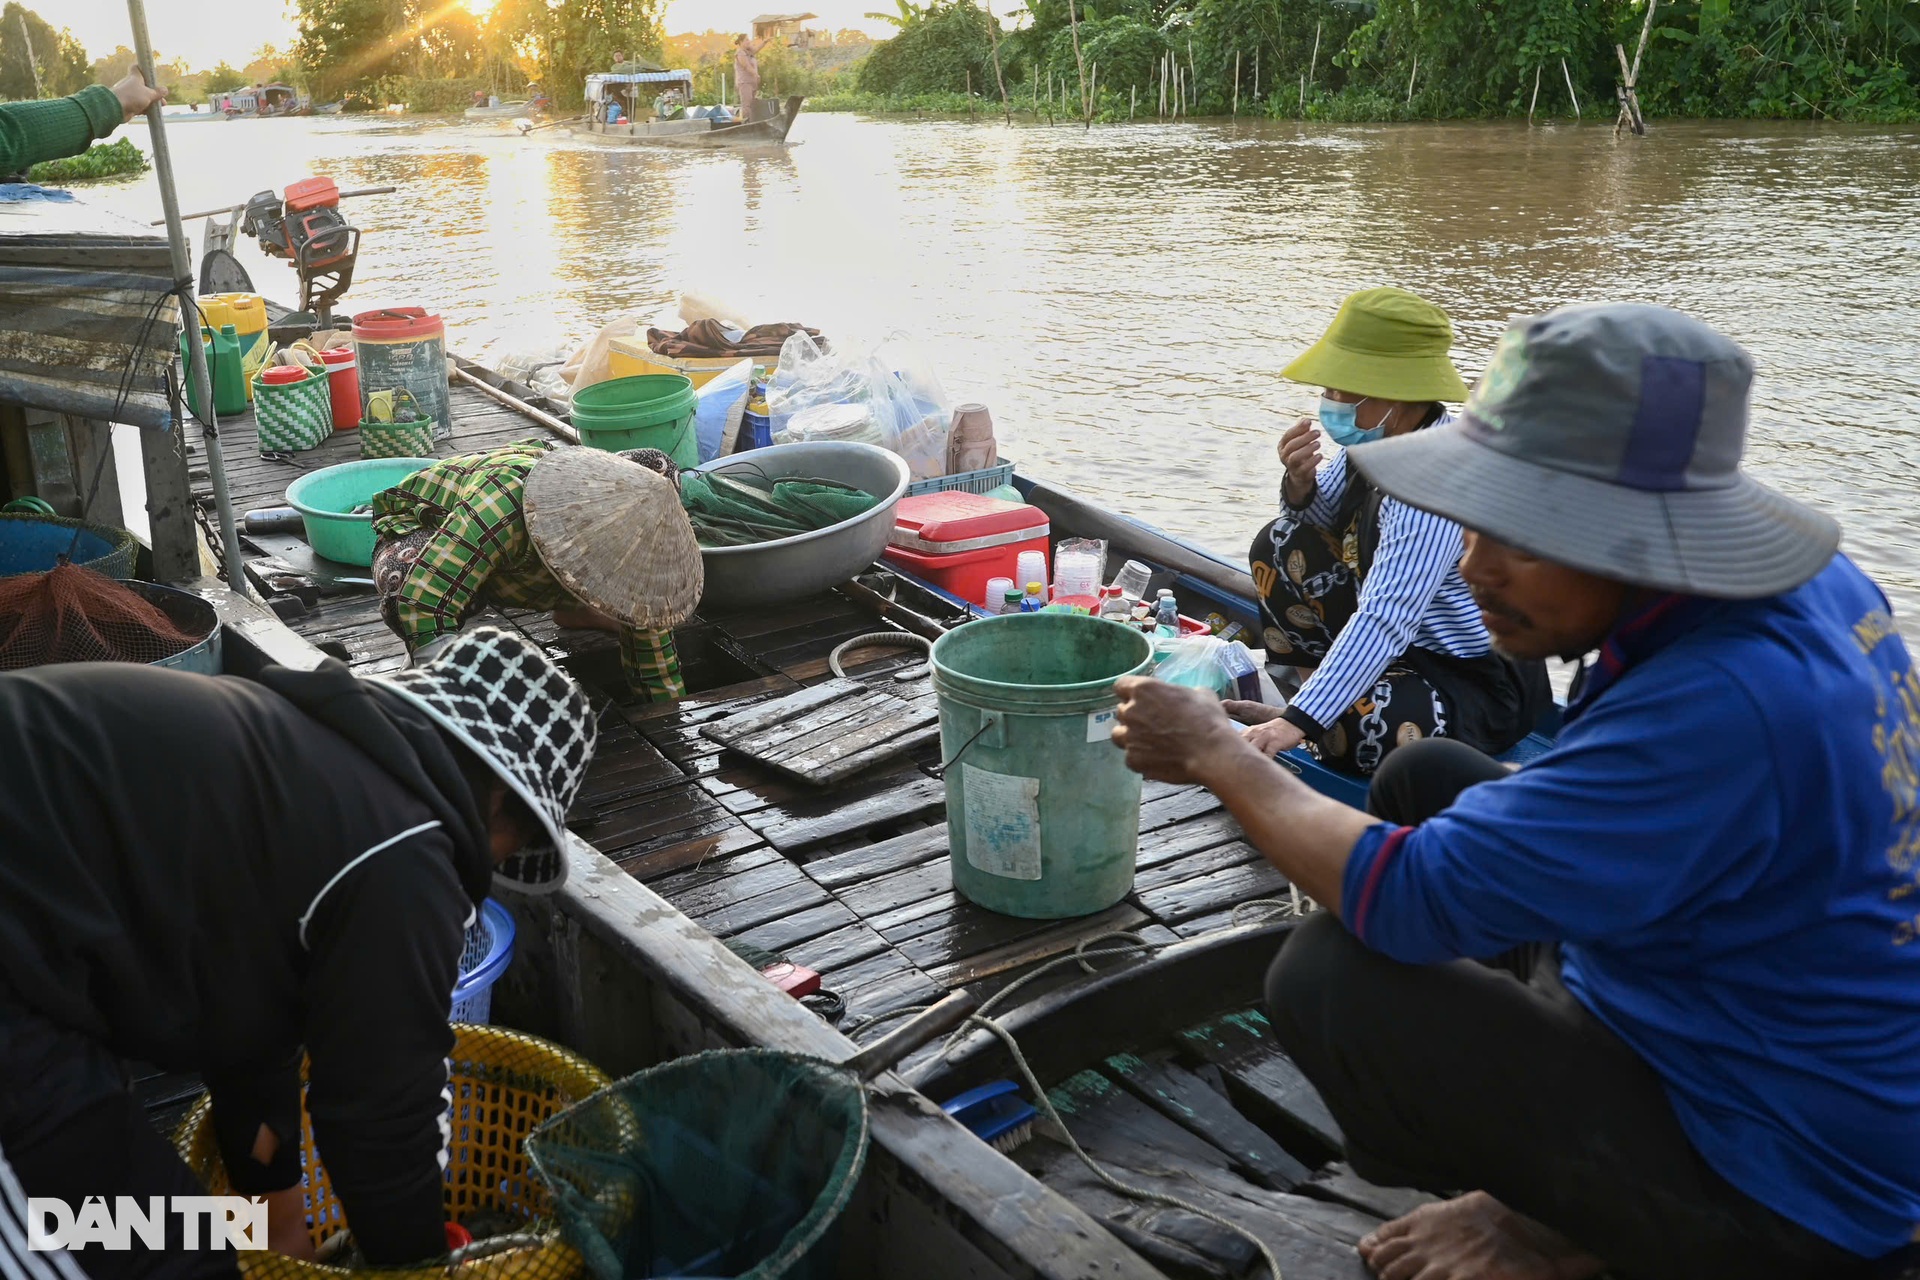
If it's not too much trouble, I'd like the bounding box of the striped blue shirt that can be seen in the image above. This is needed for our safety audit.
[1286,420,1491,728]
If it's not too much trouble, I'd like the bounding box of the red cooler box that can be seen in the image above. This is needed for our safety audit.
[883,492,1049,608]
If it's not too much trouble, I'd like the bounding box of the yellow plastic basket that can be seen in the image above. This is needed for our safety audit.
[174,1024,609,1279]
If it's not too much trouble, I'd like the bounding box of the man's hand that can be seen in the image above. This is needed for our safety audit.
[1243,716,1307,757]
[111,69,167,122]
[1111,676,1255,785]
[1223,699,1283,726]
[248,1123,315,1260]
[1279,417,1322,506]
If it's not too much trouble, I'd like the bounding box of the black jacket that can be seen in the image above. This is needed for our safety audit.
[0,659,494,1264]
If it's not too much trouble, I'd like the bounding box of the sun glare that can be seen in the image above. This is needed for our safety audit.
[464,0,498,16]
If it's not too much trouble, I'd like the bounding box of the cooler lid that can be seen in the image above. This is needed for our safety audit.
[890,492,1048,553]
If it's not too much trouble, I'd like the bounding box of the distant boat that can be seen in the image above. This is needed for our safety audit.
[465,101,534,121]
[574,69,802,149]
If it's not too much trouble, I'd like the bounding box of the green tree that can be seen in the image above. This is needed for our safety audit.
[486,0,667,108]
[0,3,90,100]
[204,62,249,94]
[858,0,999,93]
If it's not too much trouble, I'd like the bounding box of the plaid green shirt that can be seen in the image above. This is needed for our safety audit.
[0,86,121,177]
[371,439,685,701]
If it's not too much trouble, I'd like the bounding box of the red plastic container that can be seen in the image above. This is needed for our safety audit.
[258,364,310,385]
[319,346,361,431]
[283,176,340,212]
[883,492,1049,608]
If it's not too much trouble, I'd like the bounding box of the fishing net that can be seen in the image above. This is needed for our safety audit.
[679,470,880,548]
[175,1024,610,1279]
[0,564,205,670]
[525,1049,870,1280]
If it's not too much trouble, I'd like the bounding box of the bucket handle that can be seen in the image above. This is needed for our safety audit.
[928,710,1002,780]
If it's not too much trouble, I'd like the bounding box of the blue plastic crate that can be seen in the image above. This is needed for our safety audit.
[907,458,1015,497]
[450,898,516,1024]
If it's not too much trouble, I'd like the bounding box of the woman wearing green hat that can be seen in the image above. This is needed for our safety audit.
[1236,287,1549,774]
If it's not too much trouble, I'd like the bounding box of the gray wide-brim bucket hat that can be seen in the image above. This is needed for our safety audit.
[1348,302,1839,599]
[374,625,598,895]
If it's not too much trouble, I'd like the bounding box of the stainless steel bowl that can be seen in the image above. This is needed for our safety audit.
[694,441,911,609]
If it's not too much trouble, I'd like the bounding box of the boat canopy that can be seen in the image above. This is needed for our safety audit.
[585,71,695,100]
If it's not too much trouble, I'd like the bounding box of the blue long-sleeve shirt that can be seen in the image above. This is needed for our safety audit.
[1341,555,1920,1258]
[1285,430,1491,728]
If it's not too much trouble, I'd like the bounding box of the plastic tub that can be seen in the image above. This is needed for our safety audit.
[352,307,451,439]
[571,373,699,467]
[451,899,516,1023]
[931,613,1154,919]
[284,457,437,566]
[607,335,741,389]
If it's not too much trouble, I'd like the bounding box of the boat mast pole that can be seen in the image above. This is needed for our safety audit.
[126,0,248,598]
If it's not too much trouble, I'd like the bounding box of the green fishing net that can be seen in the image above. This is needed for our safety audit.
[680,470,880,548]
[525,1049,870,1280]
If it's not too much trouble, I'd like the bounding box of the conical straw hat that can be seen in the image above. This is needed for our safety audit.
[524,447,704,629]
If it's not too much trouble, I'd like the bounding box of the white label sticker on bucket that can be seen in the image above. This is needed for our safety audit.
[1086,707,1117,743]
[961,763,1042,881]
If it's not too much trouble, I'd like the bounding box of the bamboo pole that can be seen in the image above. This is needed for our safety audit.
[1406,53,1418,106]
[1254,47,1260,104]
[1188,35,1197,96]
[126,0,247,598]
[966,67,972,114]
[1088,61,1098,128]
[982,0,1011,125]
[1561,56,1581,118]
[1066,0,1090,127]
[1131,84,1136,118]
[1630,0,1659,84]
[1307,19,1322,92]
[1529,63,1541,122]
[17,11,42,97]
[1233,50,1241,115]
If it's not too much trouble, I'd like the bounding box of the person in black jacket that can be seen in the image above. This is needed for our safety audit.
[0,627,597,1277]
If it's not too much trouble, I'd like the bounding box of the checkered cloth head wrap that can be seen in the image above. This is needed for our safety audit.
[373,625,597,894]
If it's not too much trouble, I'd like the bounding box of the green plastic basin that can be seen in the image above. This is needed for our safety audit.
[285,457,437,566]
[571,374,699,468]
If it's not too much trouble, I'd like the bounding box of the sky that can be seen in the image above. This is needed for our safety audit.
[52,0,894,71]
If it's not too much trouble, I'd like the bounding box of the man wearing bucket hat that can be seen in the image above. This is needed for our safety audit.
[1238,287,1550,775]
[1113,303,1920,1279]
[0,628,597,1273]
[371,440,703,703]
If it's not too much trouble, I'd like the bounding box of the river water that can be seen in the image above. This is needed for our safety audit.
[99,112,1920,632]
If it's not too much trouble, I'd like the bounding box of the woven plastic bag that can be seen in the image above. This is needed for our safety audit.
[255,367,333,454]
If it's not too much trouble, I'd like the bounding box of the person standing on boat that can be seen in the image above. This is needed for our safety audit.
[734,34,770,120]
[0,628,598,1272]
[370,441,702,703]
[1238,287,1549,775]
[0,68,165,178]
[1112,303,1920,1280]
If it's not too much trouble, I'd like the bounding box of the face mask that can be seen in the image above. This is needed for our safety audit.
[1320,395,1385,447]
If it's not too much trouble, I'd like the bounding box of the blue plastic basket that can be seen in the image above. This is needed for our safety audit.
[451,898,516,1024]
[907,458,1015,497]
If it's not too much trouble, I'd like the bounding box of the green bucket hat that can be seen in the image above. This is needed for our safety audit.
[1282,287,1471,403]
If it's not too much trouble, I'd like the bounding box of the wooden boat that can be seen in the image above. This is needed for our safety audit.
[572,87,804,149]
[464,101,534,121]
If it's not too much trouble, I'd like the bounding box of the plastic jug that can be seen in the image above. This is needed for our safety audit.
[181,324,247,422]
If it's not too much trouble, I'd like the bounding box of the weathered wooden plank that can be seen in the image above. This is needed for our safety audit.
[1297,1163,1437,1223]
[803,825,949,890]
[1135,860,1289,928]
[829,951,946,1030]
[1131,842,1261,895]
[784,921,897,973]
[1135,813,1246,870]
[645,845,783,895]
[925,903,1150,988]
[725,899,863,958]
[1103,1052,1311,1191]
[1138,786,1225,833]
[1178,1010,1343,1163]
[752,775,949,852]
[689,876,835,938]
[698,678,866,743]
[611,823,766,882]
[650,851,804,919]
[836,856,955,923]
[788,711,941,784]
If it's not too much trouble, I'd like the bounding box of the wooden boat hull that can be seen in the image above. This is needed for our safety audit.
[465,104,532,120]
[576,95,803,148]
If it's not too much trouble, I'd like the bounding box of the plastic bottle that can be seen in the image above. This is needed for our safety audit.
[1154,589,1180,638]
[1111,559,1153,604]
[1001,589,1025,616]
[1021,580,1046,608]
[1099,586,1130,620]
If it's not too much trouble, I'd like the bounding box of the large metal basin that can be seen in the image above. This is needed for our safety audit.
[122,581,222,675]
[694,441,910,609]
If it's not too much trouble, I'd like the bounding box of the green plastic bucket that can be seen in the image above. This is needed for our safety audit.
[285,457,438,566]
[571,374,699,468]
[930,614,1154,919]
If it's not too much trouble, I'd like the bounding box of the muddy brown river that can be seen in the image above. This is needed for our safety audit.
[101,112,1920,636]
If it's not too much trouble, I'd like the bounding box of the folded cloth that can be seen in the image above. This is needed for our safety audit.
[646,319,823,359]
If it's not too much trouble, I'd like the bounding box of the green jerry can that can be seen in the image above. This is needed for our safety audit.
[182,323,248,422]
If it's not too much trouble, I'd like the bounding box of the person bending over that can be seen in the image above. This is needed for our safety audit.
[1115,303,1920,1280]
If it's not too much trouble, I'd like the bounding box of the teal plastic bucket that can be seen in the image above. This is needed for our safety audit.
[571,374,698,468]
[930,614,1154,919]
[285,457,437,566]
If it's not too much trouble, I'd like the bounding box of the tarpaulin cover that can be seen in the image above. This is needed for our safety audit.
[0,191,179,429]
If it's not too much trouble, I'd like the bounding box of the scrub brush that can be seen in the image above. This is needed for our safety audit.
[941,1080,1037,1153]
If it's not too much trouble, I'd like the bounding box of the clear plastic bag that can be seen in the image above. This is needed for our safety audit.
[1154,637,1272,702]
[769,332,953,480]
